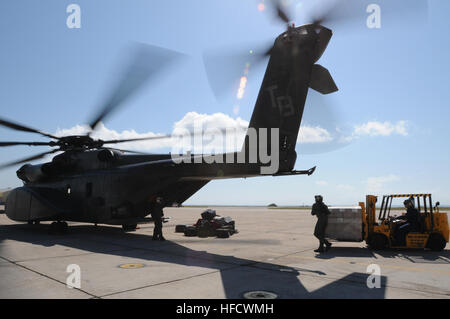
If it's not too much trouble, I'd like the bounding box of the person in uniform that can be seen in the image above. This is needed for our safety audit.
[151,196,165,241]
[394,198,420,246]
[311,195,332,253]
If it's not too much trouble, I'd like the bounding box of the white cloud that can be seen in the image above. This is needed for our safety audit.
[353,121,408,138]
[171,112,248,153]
[56,123,172,151]
[298,126,333,144]
[315,181,328,186]
[56,112,249,153]
[366,174,400,193]
[55,114,410,155]
[56,113,338,154]
[172,112,248,134]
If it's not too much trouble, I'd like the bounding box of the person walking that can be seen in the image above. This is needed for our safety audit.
[311,195,332,253]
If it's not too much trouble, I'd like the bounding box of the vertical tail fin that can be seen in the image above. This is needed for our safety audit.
[241,25,337,173]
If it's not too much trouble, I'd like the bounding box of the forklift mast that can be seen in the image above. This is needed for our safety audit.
[365,195,377,238]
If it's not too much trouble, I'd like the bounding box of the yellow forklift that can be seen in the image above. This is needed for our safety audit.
[360,194,449,251]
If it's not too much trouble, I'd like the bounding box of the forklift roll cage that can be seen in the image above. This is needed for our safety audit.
[378,194,434,231]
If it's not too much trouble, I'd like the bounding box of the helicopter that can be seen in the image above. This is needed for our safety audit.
[1,2,339,233]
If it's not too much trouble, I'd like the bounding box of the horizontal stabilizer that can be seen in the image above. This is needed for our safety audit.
[273,166,316,177]
[310,64,338,95]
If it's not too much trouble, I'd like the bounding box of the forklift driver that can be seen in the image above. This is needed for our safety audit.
[394,198,420,245]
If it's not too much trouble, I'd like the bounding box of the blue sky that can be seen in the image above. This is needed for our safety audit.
[0,0,449,205]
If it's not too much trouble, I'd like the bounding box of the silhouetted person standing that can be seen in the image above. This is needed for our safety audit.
[311,195,332,253]
[151,196,165,241]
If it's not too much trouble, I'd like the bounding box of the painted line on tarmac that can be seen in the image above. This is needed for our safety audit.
[99,266,239,298]
[0,255,98,298]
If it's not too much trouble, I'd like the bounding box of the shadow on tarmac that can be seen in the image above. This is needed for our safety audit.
[0,223,388,298]
[313,246,450,264]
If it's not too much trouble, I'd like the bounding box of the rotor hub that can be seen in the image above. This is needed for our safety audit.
[57,135,104,151]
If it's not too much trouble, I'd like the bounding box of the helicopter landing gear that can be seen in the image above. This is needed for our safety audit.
[122,224,137,232]
[27,220,40,225]
[49,221,68,234]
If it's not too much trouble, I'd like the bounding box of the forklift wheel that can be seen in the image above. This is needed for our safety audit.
[427,233,446,251]
[369,233,388,250]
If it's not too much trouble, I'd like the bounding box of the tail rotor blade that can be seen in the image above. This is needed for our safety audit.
[203,43,271,100]
[299,90,352,154]
[305,0,428,30]
[275,2,291,24]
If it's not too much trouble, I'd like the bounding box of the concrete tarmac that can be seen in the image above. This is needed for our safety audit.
[0,207,449,299]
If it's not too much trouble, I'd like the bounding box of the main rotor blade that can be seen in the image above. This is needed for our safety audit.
[105,147,153,155]
[88,43,186,131]
[102,125,245,145]
[0,141,53,147]
[102,134,174,145]
[102,130,210,145]
[0,149,59,170]
[0,117,59,140]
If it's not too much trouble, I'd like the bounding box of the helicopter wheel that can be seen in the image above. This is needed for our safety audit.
[49,221,68,234]
[122,224,137,232]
